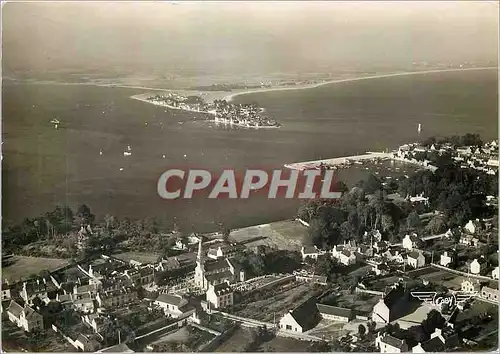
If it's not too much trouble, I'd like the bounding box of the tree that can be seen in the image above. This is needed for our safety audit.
[421,309,445,337]
[76,204,95,225]
[307,218,329,247]
[406,211,422,230]
[425,215,447,235]
[367,321,376,334]
[104,214,116,231]
[222,228,231,243]
[381,213,395,233]
[363,174,382,194]
[358,324,367,339]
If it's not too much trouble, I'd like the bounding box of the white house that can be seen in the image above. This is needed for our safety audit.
[492,266,499,280]
[206,283,234,310]
[470,258,486,275]
[372,286,405,324]
[1,285,12,301]
[330,245,345,259]
[154,293,191,318]
[173,234,200,251]
[279,299,319,333]
[376,333,408,353]
[372,263,390,276]
[316,304,353,322]
[480,286,499,302]
[440,252,453,267]
[464,220,478,234]
[6,301,44,332]
[301,246,320,260]
[73,298,95,314]
[487,159,499,167]
[407,251,425,268]
[339,250,357,266]
[383,250,404,264]
[461,279,481,293]
[402,233,421,251]
[459,234,479,247]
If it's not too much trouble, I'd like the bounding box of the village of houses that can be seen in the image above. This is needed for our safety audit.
[1,210,498,353]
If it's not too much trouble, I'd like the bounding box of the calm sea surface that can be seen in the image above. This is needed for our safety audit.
[2,70,498,230]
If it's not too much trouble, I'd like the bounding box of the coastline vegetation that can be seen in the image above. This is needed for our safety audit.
[2,134,497,264]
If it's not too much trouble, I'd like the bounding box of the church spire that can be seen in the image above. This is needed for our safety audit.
[197,238,204,265]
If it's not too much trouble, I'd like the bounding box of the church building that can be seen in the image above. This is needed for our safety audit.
[194,239,245,291]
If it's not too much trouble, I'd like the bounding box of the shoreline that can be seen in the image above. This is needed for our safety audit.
[131,93,281,129]
[7,67,496,104]
[223,66,497,102]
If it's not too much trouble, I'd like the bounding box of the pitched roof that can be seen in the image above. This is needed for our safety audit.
[204,258,230,272]
[316,304,352,318]
[303,246,318,254]
[408,251,422,260]
[380,334,407,349]
[420,337,445,352]
[7,301,23,317]
[156,293,187,307]
[383,286,405,309]
[75,284,96,294]
[74,298,94,305]
[99,343,134,353]
[288,297,320,331]
[22,306,40,320]
[341,250,353,257]
[205,270,233,282]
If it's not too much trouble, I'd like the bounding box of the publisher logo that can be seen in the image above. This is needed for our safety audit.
[411,291,477,310]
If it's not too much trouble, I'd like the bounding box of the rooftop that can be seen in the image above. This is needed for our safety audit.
[316,304,352,318]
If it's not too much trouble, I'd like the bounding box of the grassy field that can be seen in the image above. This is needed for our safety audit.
[113,251,161,264]
[2,322,75,352]
[2,255,71,282]
[261,336,317,352]
[229,220,307,250]
[306,319,346,341]
[150,325,215,352]
[214,327,255,352]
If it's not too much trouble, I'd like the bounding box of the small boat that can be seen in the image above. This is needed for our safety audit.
[127,145,132,151]
[124,152,132,156]
[50,118,60,129]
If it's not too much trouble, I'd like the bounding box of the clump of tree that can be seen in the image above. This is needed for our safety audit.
[422,133,484,148]
[399,163,497,227]
[236,249,302,277]
[299,174,411,248]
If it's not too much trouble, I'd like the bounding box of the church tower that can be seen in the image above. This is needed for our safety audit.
[195,239,205,289]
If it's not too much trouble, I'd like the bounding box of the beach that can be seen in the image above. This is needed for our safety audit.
[223,67,497,102]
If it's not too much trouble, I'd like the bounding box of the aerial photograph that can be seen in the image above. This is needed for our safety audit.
[1,1,498,352]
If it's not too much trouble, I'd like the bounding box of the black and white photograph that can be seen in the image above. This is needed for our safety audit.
[1,1,499,352]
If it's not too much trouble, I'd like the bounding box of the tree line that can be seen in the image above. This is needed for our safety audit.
[298,150,497,248]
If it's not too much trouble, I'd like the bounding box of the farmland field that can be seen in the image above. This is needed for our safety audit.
[214,327,255,352]
[229,220,307,250]
[2,255,70,282]
[234,282,323,322]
